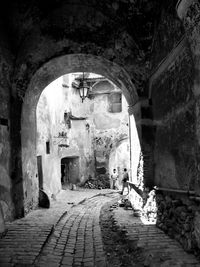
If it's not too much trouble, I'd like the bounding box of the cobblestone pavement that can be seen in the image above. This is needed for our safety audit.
[34,195,116,267]
[113,206,200,267]
[1,190,200,267]
[0,189,116,267]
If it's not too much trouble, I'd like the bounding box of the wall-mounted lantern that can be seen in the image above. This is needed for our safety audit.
[77,72,90,102]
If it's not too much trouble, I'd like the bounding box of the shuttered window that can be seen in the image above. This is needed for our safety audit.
[108,93,122,113]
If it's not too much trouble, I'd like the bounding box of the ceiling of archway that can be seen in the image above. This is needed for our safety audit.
[0,0,184,99]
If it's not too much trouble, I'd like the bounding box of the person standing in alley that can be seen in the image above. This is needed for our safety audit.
[110,168,119,190]
[121,168,129,195]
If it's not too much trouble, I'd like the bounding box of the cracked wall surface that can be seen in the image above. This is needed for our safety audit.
[36,75,130,197]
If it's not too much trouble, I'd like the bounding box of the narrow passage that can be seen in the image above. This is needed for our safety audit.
[0,191,200,267]
[101,201,200,267]
[35,194,116,267]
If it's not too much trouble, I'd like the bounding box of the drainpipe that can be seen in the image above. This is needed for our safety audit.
[128,115,132,182]
[154,187,200,201]
[154,186,195,195]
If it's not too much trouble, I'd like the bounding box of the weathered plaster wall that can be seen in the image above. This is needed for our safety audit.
[3,0,195,224]
[150,0,200,254]
[21,54,138,216]
[150,17,194,190]
[109,140,130,186]
[0,27,14,221]
[36,74,130,196]
[0,1,148,216]
[62,75,131,183]
[37,78,63,197]
[7,0,143,217]
[152,46,195,190]
[139,2,187,191]
[91,87,129,178]
[147,0,200,256]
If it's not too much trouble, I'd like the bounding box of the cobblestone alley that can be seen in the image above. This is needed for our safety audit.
[0,189,200,267]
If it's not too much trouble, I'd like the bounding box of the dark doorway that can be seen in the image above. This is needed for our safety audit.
[37,155,49,208]
[61,157,79,188]
[37,155,43,189]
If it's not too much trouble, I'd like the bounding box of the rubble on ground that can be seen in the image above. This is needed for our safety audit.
[83,174,110,189]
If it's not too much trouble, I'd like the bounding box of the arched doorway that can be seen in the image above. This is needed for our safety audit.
[61,157,79,189]
[109,139,130,189]
[21,54,140,215]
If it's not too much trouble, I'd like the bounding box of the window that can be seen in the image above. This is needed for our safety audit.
[108,93,122,113]
[46,141,50,154]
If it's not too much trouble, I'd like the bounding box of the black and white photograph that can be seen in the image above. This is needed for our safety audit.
[0,0,200,266]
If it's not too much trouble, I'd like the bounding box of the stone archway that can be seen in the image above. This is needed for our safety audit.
[108,138,130,187]
[21,53,139,214]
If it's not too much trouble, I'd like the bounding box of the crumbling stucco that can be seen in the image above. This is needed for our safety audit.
[36,75,130,197]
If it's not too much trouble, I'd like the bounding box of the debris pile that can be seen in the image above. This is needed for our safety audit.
[84,174,110,189]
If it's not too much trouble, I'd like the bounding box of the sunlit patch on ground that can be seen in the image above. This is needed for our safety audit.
[120,186,157,226]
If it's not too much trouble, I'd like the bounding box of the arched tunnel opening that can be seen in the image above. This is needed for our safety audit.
[0,0,200,264]
[35,72,143,201]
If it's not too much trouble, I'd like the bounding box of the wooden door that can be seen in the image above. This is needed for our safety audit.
[37,156,43,189]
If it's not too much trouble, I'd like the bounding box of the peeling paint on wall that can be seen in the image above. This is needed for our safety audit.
[36,74,130,196]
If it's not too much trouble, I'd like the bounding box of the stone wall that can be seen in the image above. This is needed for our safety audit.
[156,191,200,254]
[151,3,185,68]
[1,0,199,230]
[10,0,148,100]
[4,0,145,218]
[0,28,14,221]
[180,1,200,194]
